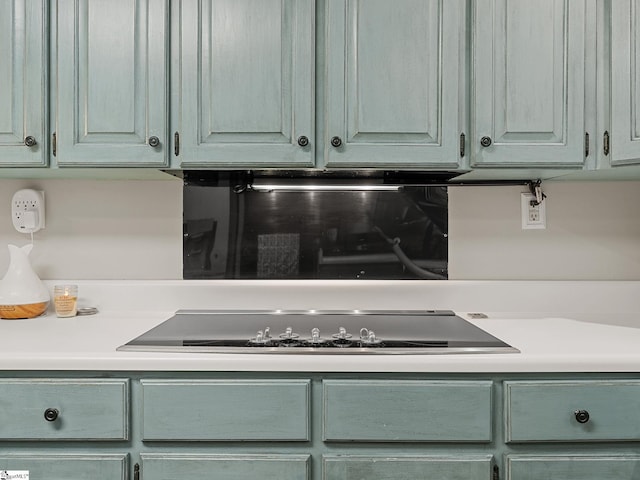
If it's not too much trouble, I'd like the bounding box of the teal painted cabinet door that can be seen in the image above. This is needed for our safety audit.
[0,0,47,167]
[175,0,315,168]
[55,0,168,167]
[325,0,466,169]
[506,455,640,480]
[611,0,640,165]
[472,0,591,168]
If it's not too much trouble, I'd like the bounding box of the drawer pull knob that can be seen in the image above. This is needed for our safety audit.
[44,408,59,422]
[297,135,309,147]
[574,409,590,423]
[148,136,160,148]
[24,136,37,147]
[330,136,343,148]
[480,136,493,147]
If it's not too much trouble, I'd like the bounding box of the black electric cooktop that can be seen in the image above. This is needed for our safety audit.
[117,310,518,355]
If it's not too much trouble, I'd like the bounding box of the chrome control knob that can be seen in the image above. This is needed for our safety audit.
[250,327,272,345]
[279,327,299,340]
[359,328,382,345]
[332,327,352,340]
[308,327,325,344]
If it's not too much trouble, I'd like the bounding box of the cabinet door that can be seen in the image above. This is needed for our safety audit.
[473,0,589,167]
[324,455,492,480]
[325,0,466,169]
[55,0,168,167]
[506,455,640,480]
[0,0,47,167]
[611,0,640,165]
[0,454,127,480]
[176,0,315,168]
[142,454,309,480]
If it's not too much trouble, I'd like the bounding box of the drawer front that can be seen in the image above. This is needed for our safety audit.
[506,455,640,480]
[505,380,640,442]
[0,454,127,480]
[0,379,129,440]
[141,379,310,441]
[324,455,492,480]
[142,454,309,480]
[323,380,492,442]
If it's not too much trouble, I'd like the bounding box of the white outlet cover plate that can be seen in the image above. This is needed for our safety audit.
[521,193,546,230]
[11,189,45,233]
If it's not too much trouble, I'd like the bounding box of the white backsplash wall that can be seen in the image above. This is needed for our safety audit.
[0,178,639,280]
[0,178,183,279]
[448,181,640,280]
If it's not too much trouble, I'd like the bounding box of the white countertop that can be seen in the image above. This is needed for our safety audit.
[1,280,640,373]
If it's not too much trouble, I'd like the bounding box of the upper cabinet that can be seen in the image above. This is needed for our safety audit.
[324,0,466,169]
[0,0,47,167]
[610,0,640,165]
[54,0,169,167]
[174,0,315,168]
[472,0,594,168]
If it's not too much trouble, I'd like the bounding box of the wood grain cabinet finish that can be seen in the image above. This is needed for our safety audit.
[504,380,640,442]
[322,380,492,442]
[141,454,310,480]
[55,0,169,167]
[324,0,466,169]
[611,0,640,165]
[0,454,128,480]
[0,0,47,166]
[0,379,129,441]
[506,455,640,480]
[323,455,493,480]
[472,0,592,168]
[174,0,315,168]
[141,379,310,441]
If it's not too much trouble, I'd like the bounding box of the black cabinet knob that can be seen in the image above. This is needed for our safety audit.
[24,136,37,147]
[480,136,492,147]
[44,408,59,422]
[574,409,590,424]
[297,136,309,147]
[330,136,343,148]
[148,136,160,148]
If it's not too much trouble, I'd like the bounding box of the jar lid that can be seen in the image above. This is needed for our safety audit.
[76,307,99,316]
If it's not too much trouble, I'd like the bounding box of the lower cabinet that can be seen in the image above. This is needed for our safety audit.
[0,454,128,479]
[323,455,493,480]
[506,455,640,480]
[1,374,639,480]
[142,454,310,480]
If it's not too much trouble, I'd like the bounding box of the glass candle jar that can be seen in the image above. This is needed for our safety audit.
[53,284,78,317]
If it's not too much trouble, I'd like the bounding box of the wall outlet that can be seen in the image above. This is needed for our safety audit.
[521,193,546,230]
[12,189,45,233]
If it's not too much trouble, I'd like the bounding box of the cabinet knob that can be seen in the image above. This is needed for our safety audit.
[24,136,37,147]
[330,136,343,148]
[574,409,590,424]
[480,136,492,147]
[297,135,309,147]
[44,408,59,422]
[148,136,160,148]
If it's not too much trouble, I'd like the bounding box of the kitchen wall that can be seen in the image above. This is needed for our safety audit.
[0,177,639,280]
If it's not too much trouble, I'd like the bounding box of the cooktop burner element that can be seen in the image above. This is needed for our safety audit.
[117,310,519,355]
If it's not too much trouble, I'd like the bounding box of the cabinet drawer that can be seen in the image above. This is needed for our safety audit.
[141,379,310,441]
[0,379,129,441]
[323,380,492,442]
[506,455,640,480]
[0,454,127,479]
[142,454,309,480]
[505,380,640,442]
[324,455,492,480]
